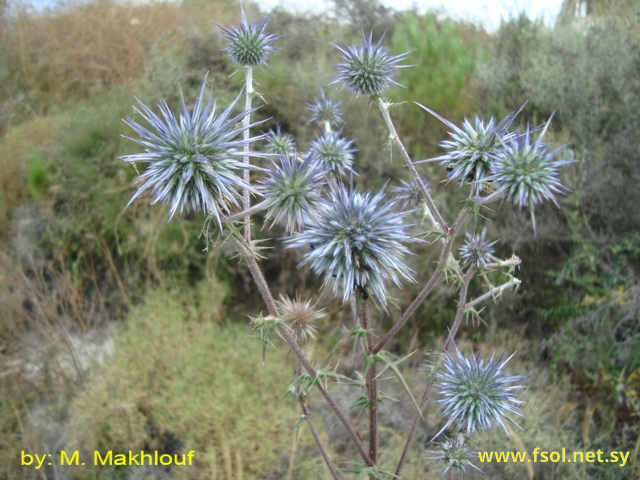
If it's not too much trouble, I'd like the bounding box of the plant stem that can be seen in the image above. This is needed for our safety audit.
[229,235,373,466]
[295,362,341,480]
[375,97,448,233]
[394,269,474,477]
[222,200,270,224]
[243,66,254,244]
[373,207,469,354]
[465,277,521,310]
[360,295,378,463]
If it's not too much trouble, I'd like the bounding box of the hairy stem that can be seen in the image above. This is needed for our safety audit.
[375,97,448,233]
[222,200,270,224]
[295,362,341,480]
[395,269,474,477]
[373,207,469,354]
[228,235,373,466]
[466,277,521,310]
[360,295,378,463]
[243,67,254,244]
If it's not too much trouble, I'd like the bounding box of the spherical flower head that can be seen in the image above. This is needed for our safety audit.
[217,8,278,67]
[277,293,325,342]
[332,30,410,98]
[265,124,296,155]
[309,131,356,176]
[435,345,525,438]
[427,433,482,476]
[415,103,524,194]
[483,114,573,234]
[120,78,264,226]
[390,176,430,210]
[459,228,498,270]
[285,182,416,307]
[308,90,343,127]
[261,153,327,232]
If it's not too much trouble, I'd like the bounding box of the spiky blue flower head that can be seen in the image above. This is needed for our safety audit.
[265,124,296,155]
[307,90,343,127]
[435,345,525,438]
[309,131,356,176]
[415,103,524,194]
[332,30,411,98]
[459,228,498,270]
[120,79,264,226]
[285,182,416,306]
[261,153,327,232]
[217,8,279,67]
[390,176,430,210]
[427,433,482,476]
[482,115,573,234]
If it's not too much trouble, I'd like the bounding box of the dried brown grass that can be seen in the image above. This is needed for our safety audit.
[1,0,236,110]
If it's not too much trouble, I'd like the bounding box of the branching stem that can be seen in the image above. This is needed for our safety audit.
[394,269,474,477]
[295,362,341,480]
[375,97,448,233]
[229,235,373,466]
[466,277,521,310]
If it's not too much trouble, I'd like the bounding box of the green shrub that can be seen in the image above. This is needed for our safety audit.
[390,12,477,158]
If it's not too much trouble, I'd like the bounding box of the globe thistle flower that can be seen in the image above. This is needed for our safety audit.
[309,131,356,176]
[427,433,482,476]
[217,8,279,67]
[307,90,343,128]
[285,183,416,306]
[415,103,524,194]
[482,115,573,234]
[277,293,325,342]
[265,124,296,155]
[390,176,430,210]
[435,345,525,438]
[120,79,263,226]
[459,228,498,270]
[261,153,327,232]
[332,30,411,98]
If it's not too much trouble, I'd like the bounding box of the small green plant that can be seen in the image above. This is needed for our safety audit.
[27,153,50,199]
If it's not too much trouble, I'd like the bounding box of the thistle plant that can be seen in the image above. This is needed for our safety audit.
[428,433,482,477]
[120,79,263,226]
[120,17,574,479]
[285,182,416,306]
[309,131,357,176]
[217,8,278,67]
[308,90,343,132]
[459,228,498,270]
[265,124,296,155]
[415,104,524,195]
[481,116,573,234]
[434,346,525,438]
[260,152,326,232]
[390,176,430,210]
[277,293,325,342]
[332,30,411,97]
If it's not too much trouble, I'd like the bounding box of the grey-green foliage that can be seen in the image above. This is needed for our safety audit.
[477,15,640,150]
